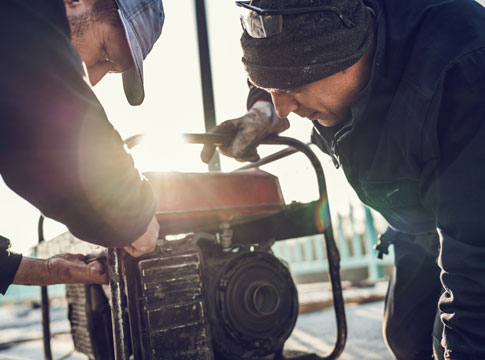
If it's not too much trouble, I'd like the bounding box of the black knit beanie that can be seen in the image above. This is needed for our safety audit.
[241,0,374,89]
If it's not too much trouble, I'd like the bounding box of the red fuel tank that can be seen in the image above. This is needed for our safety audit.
[145,170,284,234]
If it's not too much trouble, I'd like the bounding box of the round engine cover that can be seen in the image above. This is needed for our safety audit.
[213,251,298,359]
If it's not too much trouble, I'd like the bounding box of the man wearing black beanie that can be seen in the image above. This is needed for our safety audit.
[202,0,485,359]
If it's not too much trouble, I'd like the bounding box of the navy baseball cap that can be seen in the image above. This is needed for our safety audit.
[114,0,165,106]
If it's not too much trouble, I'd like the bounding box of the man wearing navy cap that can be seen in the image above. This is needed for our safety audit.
[0,0,164,289]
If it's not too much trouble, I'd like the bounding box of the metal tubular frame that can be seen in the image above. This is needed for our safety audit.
[194,0,220,172]
[38,215,53,360]
[183,133,347,360]
[108,248,131,360]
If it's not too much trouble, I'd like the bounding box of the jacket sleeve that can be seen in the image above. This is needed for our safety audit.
[422,48,485,359]
[0,0,155,248]
[0,236,23,295]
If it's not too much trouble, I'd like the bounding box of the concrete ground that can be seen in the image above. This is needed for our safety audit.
[0,283,392,360]
[287,301,390,359]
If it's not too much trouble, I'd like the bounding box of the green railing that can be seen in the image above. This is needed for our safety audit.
[2,206,392,303]
[272,206,394,282]
[1,284,65,304]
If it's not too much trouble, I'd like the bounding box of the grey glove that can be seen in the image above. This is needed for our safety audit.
[201,101,290,163]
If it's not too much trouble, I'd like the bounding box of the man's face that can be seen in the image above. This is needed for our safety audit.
[265,52,371,127]
[66,0,133,86]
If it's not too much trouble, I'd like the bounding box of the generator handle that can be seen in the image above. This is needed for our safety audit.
[181,133,347,360]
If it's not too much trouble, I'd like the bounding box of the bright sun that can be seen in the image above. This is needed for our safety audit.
[129,131,210,174]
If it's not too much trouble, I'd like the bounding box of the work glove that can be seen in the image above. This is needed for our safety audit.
[201,101,290,163]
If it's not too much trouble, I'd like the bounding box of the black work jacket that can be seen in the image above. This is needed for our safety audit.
[0,0,156,293]
[310,0,485,358]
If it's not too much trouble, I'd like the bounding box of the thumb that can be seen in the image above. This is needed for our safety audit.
[67,260,108,284]
[124,244,145,258]
[200,119,240,163]
[87,261,108,284]
[201,143,216,164]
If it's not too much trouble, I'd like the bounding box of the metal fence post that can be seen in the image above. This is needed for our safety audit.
[348,205,364,258]
[363,207,382,282]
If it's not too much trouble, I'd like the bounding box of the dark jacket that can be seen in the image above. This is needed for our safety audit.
[247,0,485,357]
[0,236,22,295]
[308,0,485,358]
[0,0,156,293]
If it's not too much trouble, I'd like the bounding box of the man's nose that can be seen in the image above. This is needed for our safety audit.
[86,61,112,86]
[271,93,298,118]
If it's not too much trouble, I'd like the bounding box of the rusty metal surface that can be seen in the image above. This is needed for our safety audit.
[125,244,214,360]
[65,283,114,360]
[66,284,96,359]
[108,248,131,360]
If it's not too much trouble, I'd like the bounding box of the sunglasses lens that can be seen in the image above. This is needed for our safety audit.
[240,9,265,38]
[240,8,283,38]
[260,15,283,37]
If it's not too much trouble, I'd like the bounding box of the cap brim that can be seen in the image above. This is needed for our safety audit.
[118,9,145,106]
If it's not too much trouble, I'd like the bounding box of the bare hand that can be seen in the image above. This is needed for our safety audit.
[123,216,159,257]
[201,101,289,163]
[46,253,108,284]
[13,254,108,286]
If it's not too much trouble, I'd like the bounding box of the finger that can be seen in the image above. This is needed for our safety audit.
[123,245,144,258]
[55,253,87,261]
[128,239,156,255]
[85,269,108,285]
[71,253,88,262]
[228,128,264,159]
[96,272,109,285]
[200,143,216,164]
[273,116,290,132]
[85,254,106,264]
[228,113,289,159]
[88,259,106,275]
[133,244,155,256]
[236,148,260,163]
[201,120,240,163]
[65,261,108,285]
[219,145,260,162]
[85,260,108,284]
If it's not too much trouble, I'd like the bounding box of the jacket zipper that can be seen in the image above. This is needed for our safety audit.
[313,126,340,168]
[330,124,353,169]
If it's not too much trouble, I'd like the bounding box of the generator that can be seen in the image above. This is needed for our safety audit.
[60,135,346,360]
